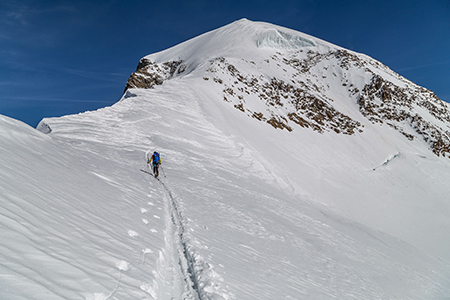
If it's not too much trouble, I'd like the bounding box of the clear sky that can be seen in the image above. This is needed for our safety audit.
[1,0,449,127]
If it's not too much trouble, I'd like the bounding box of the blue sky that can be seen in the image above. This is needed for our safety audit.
[1,0,449,127]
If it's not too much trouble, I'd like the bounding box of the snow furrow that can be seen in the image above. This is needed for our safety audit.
[159,178,231,300]
[159,179,202,300]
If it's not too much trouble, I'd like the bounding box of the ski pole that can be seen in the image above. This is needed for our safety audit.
[160,165,166,178]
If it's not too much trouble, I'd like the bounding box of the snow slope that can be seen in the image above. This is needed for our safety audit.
[2,19,450,299]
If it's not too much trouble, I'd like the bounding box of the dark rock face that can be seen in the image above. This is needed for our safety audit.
[206,56,363,134]
[124,58,186,92]
[359,74,450,157]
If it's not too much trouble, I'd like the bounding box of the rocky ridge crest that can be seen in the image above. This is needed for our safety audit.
[124,58,186,92]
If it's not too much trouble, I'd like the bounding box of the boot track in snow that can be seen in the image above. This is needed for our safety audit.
[152,177,229,300]
[160,179,200,299]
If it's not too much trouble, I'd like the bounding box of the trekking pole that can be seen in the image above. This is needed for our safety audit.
[160,164,166,178]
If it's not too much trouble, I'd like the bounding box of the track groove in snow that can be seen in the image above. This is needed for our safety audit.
[158,178,229,300]
[159,179,202,300]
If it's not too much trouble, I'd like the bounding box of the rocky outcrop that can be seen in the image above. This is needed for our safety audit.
[206,56,363,134]
[359,74,450,157]
[124,58,186,92]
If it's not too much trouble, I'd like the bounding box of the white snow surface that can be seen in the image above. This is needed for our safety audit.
[145,19,335,73]
[2,19,450,299]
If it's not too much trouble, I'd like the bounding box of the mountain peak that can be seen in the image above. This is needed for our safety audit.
[124,19,450,158]
[6,19,450,300]
[143,19,331,64]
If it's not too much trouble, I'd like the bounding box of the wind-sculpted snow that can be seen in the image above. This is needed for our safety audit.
[1,115,169,299]
[256,29,315,49]
[26,79,450,299]
[3,19,450,299]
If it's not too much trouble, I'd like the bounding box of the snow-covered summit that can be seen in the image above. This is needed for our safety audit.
[126,19,450,158]
[145,19,332,63]
[2,19,450,299]
[125,19,341,85]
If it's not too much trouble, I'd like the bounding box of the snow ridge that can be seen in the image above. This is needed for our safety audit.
[3,19,450,299]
